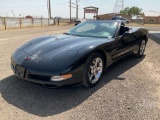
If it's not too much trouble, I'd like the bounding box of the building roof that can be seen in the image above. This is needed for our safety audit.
[144,11,160,17]
[84,6,99,9]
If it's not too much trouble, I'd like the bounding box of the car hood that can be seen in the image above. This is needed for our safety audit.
[19,34,109,59]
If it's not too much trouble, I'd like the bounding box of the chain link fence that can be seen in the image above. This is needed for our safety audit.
[130,19,144,25]
[0,17,71,30]
[0,18,4,30]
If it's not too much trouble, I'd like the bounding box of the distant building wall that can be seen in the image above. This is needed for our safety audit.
[144,17,158,24]
[158,16,160,23]
[96,13,130,20]
[131,19,144,24]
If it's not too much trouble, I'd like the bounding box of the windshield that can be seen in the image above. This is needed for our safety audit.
[66,21,118,38]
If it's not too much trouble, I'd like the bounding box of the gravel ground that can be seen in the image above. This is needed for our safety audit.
[0,25,160,120]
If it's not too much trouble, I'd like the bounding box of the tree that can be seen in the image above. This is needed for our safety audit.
[120,7,130,15]
[128,7,142,16]
[120,6,143,17]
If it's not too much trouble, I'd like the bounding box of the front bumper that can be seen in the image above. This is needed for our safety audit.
[11,57,83,88]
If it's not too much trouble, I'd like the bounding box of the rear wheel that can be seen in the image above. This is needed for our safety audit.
[82,53,104,87]
[135,39,146,58]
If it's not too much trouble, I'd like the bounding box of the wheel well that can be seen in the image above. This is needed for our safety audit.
[94,50,107,69]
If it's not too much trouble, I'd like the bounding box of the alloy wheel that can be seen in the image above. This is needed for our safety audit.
[140,40,146,56]
[88,57,103,84]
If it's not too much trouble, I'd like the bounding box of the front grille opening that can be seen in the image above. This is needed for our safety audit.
[28,74,50,81]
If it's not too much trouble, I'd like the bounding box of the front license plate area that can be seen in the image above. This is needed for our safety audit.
[15,65,25,78]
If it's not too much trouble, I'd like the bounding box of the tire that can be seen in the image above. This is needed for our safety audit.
[82,52,104,87]
[135,39,146,58]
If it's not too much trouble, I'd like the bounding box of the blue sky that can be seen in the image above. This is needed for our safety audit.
[0,0,160,18]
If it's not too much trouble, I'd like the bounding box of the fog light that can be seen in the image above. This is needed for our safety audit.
[51,74,72,81]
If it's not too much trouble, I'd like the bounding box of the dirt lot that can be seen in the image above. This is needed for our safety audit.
[0,25,160,120]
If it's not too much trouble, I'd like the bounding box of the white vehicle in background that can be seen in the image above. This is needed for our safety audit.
[112,16,130,24]
[123,18,130,24]
[74,19,86,26]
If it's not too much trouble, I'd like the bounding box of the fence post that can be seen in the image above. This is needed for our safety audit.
[32,18,34,27]
[54,18,56,25]
[3,18,6,30]
[41,18,42,27]
[58,18,59,25]
[19,18,22,29]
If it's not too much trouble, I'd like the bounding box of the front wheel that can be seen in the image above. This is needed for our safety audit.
[135,39,146,58]
[82,53,104,87]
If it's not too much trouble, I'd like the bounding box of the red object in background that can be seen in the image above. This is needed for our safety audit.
[85,9,97,13]
[25,15,33,18]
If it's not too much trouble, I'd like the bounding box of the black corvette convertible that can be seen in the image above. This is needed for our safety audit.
[11,20,148,88]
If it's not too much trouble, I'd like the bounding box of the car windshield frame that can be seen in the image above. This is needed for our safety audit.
[66,20,119,38]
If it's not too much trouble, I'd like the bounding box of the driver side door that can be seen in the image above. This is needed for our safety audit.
[111,26,135,61]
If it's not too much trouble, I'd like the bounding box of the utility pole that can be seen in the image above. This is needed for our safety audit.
[70,0,71,23]
[76,0,79,19]
[69,0,79,23]
[48,0,51,18]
